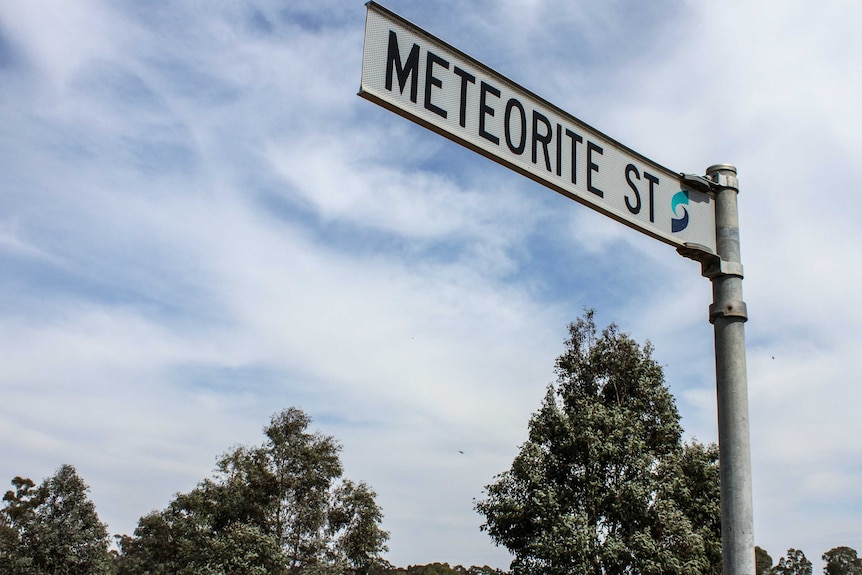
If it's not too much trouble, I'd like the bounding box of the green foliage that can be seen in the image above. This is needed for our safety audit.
[757,546,862,575]
[0,465,113,575]
[756,546,774,575]
[657,441,722,574]
[384,564,507,575]
[330,480,390,574]
[823,547,862,575]
[259,407,344,570]
[116,407,389,575]
[475,311,721,575]
[115,480,288,575]
[774,548,813,575]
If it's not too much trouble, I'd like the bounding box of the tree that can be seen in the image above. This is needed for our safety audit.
[475,311,720,575]
[756,546,774,575]
[823,547,862,575]
[329,480,390,574]
[657,441,722,575]
[260,407,345,571]
[0,465,113,575]
[774,549,812,575]
[383,564,505,575]
[117,407,389,575]
[115,477,288,575]
[0,476,39,575]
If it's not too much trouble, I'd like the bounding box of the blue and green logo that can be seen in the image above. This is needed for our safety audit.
[671,190,689,233]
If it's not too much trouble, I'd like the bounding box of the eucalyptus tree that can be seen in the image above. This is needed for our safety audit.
[756,546,774,575]
[1,465,113,575]
[117,408,389,575]
[476,311,721,575]
[774,548,812,575]
[823,547,862,575]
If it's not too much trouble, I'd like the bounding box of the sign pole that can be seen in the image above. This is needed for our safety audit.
[704,164,754,575]
[361,7,756,572]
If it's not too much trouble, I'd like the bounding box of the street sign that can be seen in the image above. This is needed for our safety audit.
[359,2,717,254]
[361,6,755,574]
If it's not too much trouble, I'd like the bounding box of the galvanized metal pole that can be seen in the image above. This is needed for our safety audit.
[706,164,754,575]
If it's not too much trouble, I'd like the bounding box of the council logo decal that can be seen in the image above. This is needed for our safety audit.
[671,190,689,233]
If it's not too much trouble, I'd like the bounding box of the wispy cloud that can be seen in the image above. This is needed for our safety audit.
[1,0,861,570]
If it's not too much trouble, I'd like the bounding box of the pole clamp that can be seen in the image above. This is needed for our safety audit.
[702,259,744,280]
[705,164,739,191]
[681,170,740,193]
[709,172,739,191]
[676,243,743,279]
[709,300,748,323]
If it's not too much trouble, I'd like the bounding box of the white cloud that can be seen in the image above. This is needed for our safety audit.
[0,0,124,88]
[2,0,862,570]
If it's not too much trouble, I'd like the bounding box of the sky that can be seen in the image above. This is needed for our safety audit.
[1,0,861,571]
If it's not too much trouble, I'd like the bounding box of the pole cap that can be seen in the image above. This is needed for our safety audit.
[705,164,739,191]
[706,164,737,175]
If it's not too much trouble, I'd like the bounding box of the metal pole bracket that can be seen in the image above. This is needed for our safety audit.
[681,170,740,194]
[709,300,748,323]
[703,259,744,280]
[681,173,716,194]
[710,172,739,191]
[676,243,743,279]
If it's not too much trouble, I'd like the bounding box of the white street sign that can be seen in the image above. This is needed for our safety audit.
[359,2,717,254]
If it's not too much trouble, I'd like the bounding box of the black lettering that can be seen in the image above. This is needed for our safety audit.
[424,51,449,118]
[556,124,563,177]
[532,110,552,172]
[385,30,420,103]
[587,141,604,197]
[453,66,475,128]
[645,172,659,223]
[504,98,526,154]
[565,128,583,184]
[479,81,500,145]
[625,163,641,214]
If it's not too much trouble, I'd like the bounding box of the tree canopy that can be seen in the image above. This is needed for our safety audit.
[0,464,113,575]
[386,564,507,575]
[4,405,858,575]
[475,311,721,575]
[823,547,862,575]
[116,407,389,575]
[756,546,775,575]
[773,548,813,575]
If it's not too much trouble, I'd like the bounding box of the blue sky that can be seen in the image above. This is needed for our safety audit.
[2,0,861,570]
